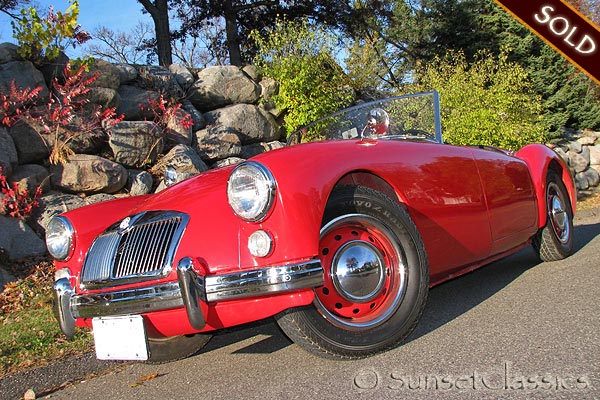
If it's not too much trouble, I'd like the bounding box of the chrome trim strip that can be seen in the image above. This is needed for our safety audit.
[65,259,324,326]
[72,282,183,319]
[204,260,324,302]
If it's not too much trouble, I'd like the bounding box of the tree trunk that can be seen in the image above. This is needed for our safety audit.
[138,0,173,66]
[223,0,242,66]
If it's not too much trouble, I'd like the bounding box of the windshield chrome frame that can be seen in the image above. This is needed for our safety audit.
[287,91,443,145]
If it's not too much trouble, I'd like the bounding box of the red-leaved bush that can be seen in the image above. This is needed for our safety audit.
[0,81,44,127]
[1,63,124,164]
[140,94,194,131]
[0,165,42,221]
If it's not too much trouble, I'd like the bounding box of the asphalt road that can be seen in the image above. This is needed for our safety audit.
[5,210,600,400]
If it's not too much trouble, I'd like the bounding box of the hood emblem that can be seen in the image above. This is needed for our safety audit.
[119,217,131,231]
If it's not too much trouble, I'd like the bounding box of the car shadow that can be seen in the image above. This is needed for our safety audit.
[199,221,599,356]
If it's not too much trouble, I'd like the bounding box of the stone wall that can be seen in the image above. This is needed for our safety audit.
[0,42,283,260]
[548,129,600,196]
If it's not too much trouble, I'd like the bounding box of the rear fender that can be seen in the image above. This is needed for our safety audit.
[515,144,576,228]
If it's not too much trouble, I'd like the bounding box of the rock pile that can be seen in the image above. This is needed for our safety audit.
[549,129,600,195]
[0,42,283,261]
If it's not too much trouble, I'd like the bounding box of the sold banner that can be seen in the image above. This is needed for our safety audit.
[492,0,600,85]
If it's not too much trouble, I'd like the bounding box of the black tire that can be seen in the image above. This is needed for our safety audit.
[147,333,212,363]
[276,185,429,359]
[532,170,574,261]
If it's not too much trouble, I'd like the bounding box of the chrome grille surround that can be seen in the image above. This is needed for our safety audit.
[80,211,189,290]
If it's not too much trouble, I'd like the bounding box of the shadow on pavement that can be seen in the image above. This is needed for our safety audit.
[1,219,597,399]
[203,220,599,355]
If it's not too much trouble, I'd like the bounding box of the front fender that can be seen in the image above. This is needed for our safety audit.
[515,144,576,228]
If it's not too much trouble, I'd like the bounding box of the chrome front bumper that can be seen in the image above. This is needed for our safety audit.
[53,259,324,338]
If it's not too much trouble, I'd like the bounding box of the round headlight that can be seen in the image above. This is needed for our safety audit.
[46,216,75,261]
[227,162,276,222]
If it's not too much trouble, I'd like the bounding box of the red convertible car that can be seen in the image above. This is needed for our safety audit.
[47,92,575,361]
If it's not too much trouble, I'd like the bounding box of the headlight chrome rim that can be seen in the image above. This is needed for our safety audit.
[227,161,276,222]
[46,216,75,261]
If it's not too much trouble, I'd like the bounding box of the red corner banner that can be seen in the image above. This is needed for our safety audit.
[492,0,600,85]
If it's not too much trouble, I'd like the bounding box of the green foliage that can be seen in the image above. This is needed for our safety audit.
[11,0,90,63]
[251,19,354,138]
[415,49,548,150]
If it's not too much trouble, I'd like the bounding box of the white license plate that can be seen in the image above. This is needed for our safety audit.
[92,315,148,361]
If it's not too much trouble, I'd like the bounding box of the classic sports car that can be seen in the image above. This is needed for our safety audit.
[47,92,575,361]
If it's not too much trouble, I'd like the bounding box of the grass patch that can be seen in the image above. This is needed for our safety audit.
[0,254,93,377]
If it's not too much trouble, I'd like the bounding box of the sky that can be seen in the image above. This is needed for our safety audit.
[0,1,151,59]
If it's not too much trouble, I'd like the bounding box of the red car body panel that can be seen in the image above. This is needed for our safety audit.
[55,139,572,337]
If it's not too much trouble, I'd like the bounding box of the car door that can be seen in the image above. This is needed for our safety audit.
[470,147,539,255]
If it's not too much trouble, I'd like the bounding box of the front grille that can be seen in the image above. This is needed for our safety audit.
[81,211,189,289]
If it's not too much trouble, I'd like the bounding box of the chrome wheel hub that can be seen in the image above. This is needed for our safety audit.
[548,183,570,244]
[316,214,407,331]
[331,241,386,302]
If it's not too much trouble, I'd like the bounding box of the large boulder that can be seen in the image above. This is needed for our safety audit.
[0,215,47,260]
[84,87,120,109]
[109,121,164,167]
[35,191,86,229]
[138,65,184,98]
[569,146,590,173]
[86,59,121,90]
[581,167,600,187]
[49,154,128,194]
[116,85,160,120]
[0,42,20,64]
[181,100,206,132]
[204,104,280,144]
[113,63,138,84]
[241,141,285,159]
[589,144,600,166]
[152,144,208,176]
[9,164,50,193]
[212,157,244,169]
[0,61,49,106]
[168,64,195,91]
[194,126,242,162]
[164,108,193,148]
[8,120,50,164]
[0,128,18,176]
[38,51,69,85]
[188,66,260,111]
[574,172,589,190]
[126,169,154,196]
[85,193,116,205]
[259,77,279,101]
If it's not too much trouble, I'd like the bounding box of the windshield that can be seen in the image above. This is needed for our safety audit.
[288,92,443,145]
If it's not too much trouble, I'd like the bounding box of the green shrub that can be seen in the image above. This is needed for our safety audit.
[415,49,548,150]
[11,0,90,63]
[251,19,354,139]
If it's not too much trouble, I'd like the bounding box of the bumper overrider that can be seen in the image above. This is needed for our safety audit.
[53,259,324,338]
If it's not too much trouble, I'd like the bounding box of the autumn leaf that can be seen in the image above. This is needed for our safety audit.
[130,372,166,388]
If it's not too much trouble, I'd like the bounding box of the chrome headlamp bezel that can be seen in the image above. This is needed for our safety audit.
[227,161,277,222]
[45,216,75,261]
